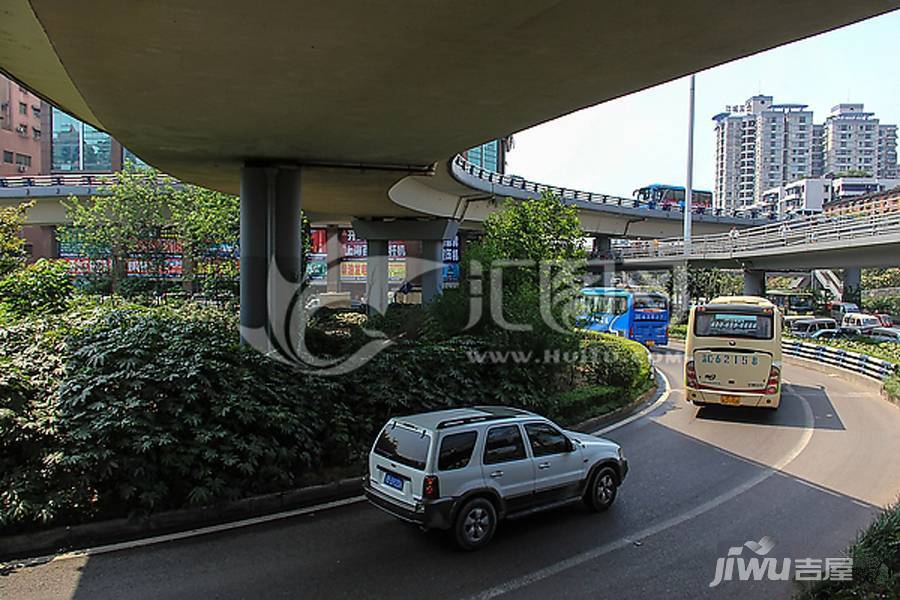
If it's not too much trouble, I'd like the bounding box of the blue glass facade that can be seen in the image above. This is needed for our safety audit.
[51,107,113,171]
[466,139,501,172]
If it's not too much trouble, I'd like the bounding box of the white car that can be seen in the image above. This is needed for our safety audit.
[364,406,628,550]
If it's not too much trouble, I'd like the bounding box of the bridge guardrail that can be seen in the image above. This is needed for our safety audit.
[451,154,768,220]
[782,340,897,381]
[616,206,900,260]
[0,173,176,189]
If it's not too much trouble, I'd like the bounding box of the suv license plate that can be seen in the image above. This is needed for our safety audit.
[383,472,404,491]
[721,395,741,405]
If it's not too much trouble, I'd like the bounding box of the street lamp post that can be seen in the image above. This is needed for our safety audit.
[684,74,695,257]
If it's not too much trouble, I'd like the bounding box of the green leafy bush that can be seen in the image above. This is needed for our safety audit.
[0,259,73,318]
[884,373,900,403]
[581,332,652,390]
[795,500,900,599]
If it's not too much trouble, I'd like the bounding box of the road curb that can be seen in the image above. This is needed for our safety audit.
[0,476,363,563]
[0,375,665,564]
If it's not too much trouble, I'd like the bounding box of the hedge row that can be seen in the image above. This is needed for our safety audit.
[0,300,652,534]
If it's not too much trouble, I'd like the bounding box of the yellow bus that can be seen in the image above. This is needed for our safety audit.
[684,296,783,410]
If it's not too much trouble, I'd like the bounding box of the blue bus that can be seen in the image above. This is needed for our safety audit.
[578,287,669,346]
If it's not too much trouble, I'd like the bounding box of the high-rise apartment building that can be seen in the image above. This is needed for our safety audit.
[714,96,898,211]
[713,96,814,210]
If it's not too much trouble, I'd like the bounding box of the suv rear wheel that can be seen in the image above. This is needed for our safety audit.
[585,466,618,512]
[453,497,497,551]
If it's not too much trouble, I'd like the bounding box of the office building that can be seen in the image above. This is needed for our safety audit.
[0,73,44,176]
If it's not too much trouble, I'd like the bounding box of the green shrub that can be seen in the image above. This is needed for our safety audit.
[795,500,900,598]
[885,372,900,403]
[669,324,687,339]
[581,332,652,390]
[0,259,73,318]
[548,385,623,425]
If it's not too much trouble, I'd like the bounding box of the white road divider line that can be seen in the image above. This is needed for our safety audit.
[467,374,816,600]
[1,496,365,570]
[591,367,671,436]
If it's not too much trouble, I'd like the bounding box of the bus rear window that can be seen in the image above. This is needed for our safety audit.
[374,424,431,470]
[695,312,773,340]
[634,294,667,310]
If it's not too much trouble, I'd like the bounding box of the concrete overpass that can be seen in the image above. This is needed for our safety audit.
[2,0,896,340]
[612,208,900,300]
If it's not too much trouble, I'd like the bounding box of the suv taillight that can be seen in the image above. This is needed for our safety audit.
[685,360,698,388]
[766,365,780,395]
[423,475,439,500]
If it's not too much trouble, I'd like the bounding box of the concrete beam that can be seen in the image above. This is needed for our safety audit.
[743,269,767,297]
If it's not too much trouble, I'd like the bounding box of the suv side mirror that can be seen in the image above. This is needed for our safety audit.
[565,437,576,452]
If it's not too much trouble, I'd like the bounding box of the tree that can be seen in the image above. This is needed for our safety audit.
[0,201,33,276]
[61,165,173,294]
[430,192,586,354]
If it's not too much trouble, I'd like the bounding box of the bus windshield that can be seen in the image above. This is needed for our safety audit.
[694,311,774,340]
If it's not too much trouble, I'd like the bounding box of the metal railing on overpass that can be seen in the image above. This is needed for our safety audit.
[0,173,175,188]
[615,206,900,260]
[452,154,770,220]
[783,340,897,381]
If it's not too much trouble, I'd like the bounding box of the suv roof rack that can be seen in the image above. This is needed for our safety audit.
[436,414,506,429]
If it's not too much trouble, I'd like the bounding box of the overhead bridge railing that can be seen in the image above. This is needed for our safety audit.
[616,206,900,260]
[782,340,897,382]
[0,173,177,188]
[451,155,766,219]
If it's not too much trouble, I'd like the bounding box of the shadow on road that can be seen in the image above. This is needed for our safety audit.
[693,383,845,431]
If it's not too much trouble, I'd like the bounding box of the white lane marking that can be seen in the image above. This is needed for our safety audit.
[1,496,365,570]
[467,379,816,600]
[591,367,671,436]
[852,499,871,509]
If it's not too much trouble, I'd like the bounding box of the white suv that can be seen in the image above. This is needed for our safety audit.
[363,406,628,550]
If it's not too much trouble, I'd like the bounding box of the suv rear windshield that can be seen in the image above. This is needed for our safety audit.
[374,423,431,470]
[695,311,773,340]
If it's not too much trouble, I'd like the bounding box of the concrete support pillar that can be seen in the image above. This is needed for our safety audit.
[592,235,614,286]
[239,165,301,347]
[671,262,690,324]
[366,239,389,314]
[421,239,444,304]
[325,225,341,293]
[743,269,766,297]
[842,267,861,305]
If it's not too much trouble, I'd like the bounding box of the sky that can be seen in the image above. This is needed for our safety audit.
[505,10,900,199]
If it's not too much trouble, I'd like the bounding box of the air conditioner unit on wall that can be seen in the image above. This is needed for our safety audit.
[17,165,26,173]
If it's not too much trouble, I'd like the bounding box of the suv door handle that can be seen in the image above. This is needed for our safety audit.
[489,470,504,478]
[537,462,550,470]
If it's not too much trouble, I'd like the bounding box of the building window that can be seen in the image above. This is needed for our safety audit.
[18,102,27,115]
[32,128,41,141]
[82,123,112,171]
[2,150,12,163]
[15,153,31,167]
[123,148,149,168]
[51,108,113,171]
[32,106,41,118]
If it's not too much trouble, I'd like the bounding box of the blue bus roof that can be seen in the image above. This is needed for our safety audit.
[638,183,713,194]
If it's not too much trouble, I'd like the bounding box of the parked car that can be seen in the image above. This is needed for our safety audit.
[364,406,628,550]
[830,302,861,322]
[873,313,894,327]
[788,317,837,339]
[810,328,846,341]
[841,313,881,335]
[866,327,900,343]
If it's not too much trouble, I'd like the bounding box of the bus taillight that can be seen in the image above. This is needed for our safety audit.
[686,361,698,387]
[766,366,780,395]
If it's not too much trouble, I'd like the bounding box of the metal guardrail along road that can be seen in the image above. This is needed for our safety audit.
[782,340,897,381]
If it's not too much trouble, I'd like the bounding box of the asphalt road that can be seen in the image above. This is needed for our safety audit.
[3,348,900,600]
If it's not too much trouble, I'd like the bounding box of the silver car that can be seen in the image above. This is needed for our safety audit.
[364,406,628,550]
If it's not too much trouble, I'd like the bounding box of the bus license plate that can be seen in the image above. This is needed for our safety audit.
[721,395,741,405]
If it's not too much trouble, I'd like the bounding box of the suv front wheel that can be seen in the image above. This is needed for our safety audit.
[453,497,497,551]
[585,466,618,512]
